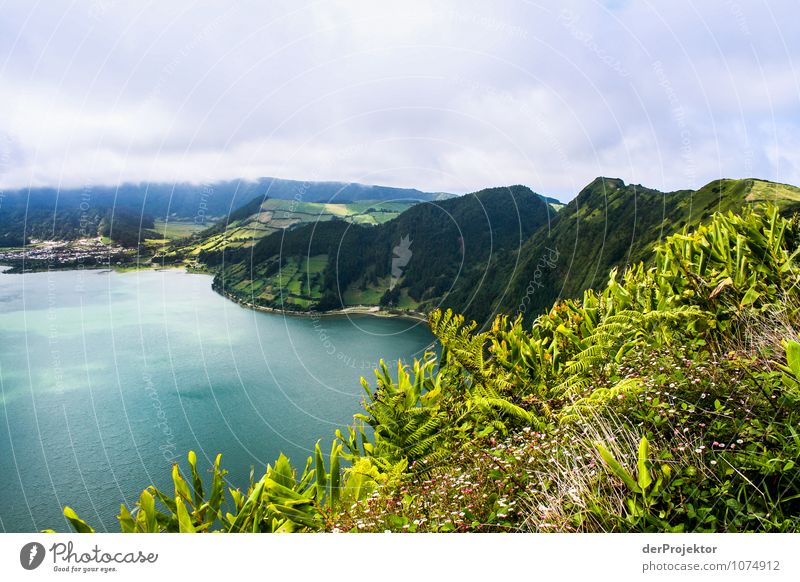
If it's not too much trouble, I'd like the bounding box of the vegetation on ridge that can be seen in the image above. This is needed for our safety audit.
[59,203,800,533]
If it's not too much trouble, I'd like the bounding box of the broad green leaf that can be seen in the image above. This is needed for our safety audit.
[208,454,226,519]
[637,437,653,491]
[63,506,95,533]
[139,489,156,533]
[739,286,760,308]
[175,497,196,533]
[329,441,341,509]
[187,450,204,507]
[314,441,327,503]
[172,464,192,505]
[595,442,641,493]
[117,504,136,533]
[786,340,800,378]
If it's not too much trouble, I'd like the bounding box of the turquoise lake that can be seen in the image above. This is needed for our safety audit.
[0,267,433,532]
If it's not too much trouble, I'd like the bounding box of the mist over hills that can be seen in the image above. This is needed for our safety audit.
[0,177,452,247]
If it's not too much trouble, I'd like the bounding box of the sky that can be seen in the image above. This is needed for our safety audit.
[0,0,798,201]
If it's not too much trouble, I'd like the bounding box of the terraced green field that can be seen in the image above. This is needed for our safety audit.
[152,219,207,239]
[178,199,417,258]
[222,254,329,308]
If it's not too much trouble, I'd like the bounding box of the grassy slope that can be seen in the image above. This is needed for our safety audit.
[172,199,416,259]
[156,199,417,269]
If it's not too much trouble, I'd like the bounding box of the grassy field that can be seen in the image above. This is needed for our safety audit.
[223,254,330,308]
[745,179,800,203]
[177,199,418,258]
[153,219,207,239]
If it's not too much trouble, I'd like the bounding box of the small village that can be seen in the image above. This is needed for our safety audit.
[0,237,131,269]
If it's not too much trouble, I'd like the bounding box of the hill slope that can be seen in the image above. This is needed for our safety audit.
[478,177,800,324]
[207,185,557,312]
[163,198,418,262]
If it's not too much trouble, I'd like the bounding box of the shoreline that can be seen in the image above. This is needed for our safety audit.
[217,289,429,324]
[0,262,190,275]
[0,263,429,324]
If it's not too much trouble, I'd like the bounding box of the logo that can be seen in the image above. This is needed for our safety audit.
[390,235,413,290]
[20,542,46,570]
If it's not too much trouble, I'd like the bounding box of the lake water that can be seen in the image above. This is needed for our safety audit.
[0,267,433,532]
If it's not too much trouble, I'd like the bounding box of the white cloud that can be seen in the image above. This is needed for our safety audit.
[0,0,798,200]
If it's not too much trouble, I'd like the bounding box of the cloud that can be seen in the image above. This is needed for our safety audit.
[0,0,798,200]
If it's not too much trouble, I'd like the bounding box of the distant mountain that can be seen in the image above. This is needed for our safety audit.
[0,178,452,247]
[205,185,557,312]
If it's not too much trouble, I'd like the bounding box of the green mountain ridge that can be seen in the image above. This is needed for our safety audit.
[205,185,557,312]
[484,176,800,323]
[182,176,800,323]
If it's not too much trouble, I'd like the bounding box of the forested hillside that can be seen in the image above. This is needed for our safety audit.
[205,185,556,312]
[0,206,156,247]
[463,177,800,325]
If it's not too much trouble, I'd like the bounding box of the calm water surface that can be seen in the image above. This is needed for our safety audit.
[0,267,432,532]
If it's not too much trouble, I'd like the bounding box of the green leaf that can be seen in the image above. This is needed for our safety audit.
[329,441,341,509]
[269,503,321,530]
[187,450,204,507]
[208,454,226,520]
[175,497,196,533]
[314,441,327,503]
[739,286,760,308]
[172,464,192,505]
[786,340,800,378]
[637,437,653,491]
[117,504,136,533]
[595,442,641,493]
[270,454,296,489]
[139,489,157,533]
[63,506,95,533]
